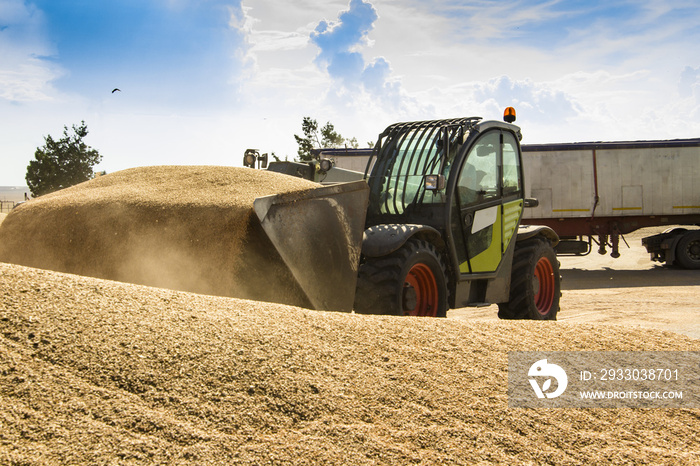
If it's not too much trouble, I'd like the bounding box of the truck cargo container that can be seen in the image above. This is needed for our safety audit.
[520,139,700,269]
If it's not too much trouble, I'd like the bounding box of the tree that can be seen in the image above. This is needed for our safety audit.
[320,122,344,148]
[26,121,103,197]
[346,137,360,149]
[294,117,318,162]
[294,117,351,162]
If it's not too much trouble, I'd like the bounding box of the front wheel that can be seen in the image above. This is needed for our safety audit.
[498,237,560,320]
[354,239,448,317]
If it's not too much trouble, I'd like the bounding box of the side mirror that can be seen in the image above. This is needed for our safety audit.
[524,197,539,208]
[425,174,446,191]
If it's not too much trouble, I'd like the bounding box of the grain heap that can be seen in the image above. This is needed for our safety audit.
[0,166,319,307]
[1,262,698,464]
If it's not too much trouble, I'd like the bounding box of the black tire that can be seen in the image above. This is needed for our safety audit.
[354,239,448,317]
[498,237,560,320]
[675,231,700,270]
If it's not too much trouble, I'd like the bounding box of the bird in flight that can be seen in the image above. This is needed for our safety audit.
[112,88,121,93]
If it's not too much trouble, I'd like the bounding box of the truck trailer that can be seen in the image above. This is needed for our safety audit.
[519,139,700,269]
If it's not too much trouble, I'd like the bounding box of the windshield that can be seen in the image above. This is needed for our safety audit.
[366,118,479,218]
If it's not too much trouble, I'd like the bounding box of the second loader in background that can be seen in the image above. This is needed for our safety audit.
[250,109,562,319]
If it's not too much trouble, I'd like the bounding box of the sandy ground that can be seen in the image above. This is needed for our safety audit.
[449,227,700,340]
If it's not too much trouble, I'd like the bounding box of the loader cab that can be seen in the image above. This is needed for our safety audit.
[363,117,526,305]
[357,114,559,319]
[447,123,524,275]
[364,119,525,273]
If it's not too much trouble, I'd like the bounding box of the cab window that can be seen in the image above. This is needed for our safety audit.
[456,131,499,206]
[502,132,522,197]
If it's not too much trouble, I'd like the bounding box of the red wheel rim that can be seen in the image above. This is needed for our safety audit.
[403,263,439,317]
[533,257,555,315]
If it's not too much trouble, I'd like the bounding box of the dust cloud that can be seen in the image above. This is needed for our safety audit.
[0,166,317,307]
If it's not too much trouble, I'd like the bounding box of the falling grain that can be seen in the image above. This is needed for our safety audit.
[0,166,319,306]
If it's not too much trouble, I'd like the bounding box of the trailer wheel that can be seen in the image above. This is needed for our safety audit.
[498,237,560,320]
[675,231,700,270]
[354,239,448,317]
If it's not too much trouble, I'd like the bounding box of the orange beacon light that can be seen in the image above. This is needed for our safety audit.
[503,107,516,123]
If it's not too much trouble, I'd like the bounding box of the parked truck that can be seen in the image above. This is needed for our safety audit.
[519,139,700,269]
[249,110,562,319]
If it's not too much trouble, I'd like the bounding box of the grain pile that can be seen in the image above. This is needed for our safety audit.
[1,262,698,465]
[0,166,319,307]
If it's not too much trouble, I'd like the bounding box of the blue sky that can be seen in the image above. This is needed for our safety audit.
[1,0,700,185]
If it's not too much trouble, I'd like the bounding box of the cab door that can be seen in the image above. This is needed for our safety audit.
[450,130,523,274]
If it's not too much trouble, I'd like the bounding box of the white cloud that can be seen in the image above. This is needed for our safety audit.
[679,66,700,100]
[249,30,310,52]
[232,4,311,54]
[0,60,62,102]
[310,0,377,81]
[473,76,583,124]
[233,0,427,127]
[424,0,566,41]
[307,0,426,114]
[0,0,63,102]
[675,66,700,124]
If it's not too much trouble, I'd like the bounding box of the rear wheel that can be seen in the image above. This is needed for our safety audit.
[675,231,700,269]
[354,239,448,317]
[498,237,560,320]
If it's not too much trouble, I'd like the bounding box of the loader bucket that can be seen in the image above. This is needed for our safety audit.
[253,180,369,312]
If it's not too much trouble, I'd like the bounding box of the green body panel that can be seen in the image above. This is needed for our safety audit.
[459,199,523,274]
[462,207,502,273]
[502,199,523,250]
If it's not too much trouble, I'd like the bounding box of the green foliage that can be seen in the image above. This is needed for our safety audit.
[294,117,352,162]
[26,121,102,197]
[320,122,344,148]
[294,117,318,162]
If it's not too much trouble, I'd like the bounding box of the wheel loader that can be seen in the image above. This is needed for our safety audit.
[252,109,561,319]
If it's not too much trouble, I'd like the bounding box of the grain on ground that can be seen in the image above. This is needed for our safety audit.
[1,262,698,465]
